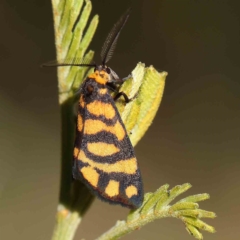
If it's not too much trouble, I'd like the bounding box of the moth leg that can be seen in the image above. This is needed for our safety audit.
[106,82,119,93]
[114,91,138,103]
[114,92,130,103]
[112,73,135,103]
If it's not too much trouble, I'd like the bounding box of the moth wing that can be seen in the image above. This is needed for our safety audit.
[73,88,143,208]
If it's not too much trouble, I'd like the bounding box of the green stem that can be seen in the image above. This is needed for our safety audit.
[59,98,75,206]
[96,207,172,240]
[52,211,81,240]
[51,97,95,240]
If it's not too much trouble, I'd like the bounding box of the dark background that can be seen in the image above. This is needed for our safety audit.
[1,0,240,239]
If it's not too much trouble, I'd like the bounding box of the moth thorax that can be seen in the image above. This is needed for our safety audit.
[94,70,110,85]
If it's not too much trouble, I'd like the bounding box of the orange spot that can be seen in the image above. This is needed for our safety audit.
[99,88,108,95]
[87,101,116,119]
[84,119,125,141]
[77,114,83,132]
[114,121,126,141]
[87,142,120,156]
[79,95,84,108]
[88,70,109,85]
[125,185,138,198]
[74,147,79,158]
[81,166,99,187]
[77,151,137,174]
[105,180,119,197]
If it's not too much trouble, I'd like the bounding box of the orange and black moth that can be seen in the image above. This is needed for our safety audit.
[48,9,143,208]
[72,67,143,208]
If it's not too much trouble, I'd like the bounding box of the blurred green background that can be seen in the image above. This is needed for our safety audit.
[1,0,240,239]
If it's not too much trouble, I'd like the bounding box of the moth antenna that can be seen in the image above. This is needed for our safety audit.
[100,8,131,65]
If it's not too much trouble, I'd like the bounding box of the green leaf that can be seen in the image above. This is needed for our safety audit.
[115,63,167,147]
[96,184,216,240]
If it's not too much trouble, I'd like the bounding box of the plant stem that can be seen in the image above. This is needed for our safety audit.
[59,98,75,206]
[51,97,95,240]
